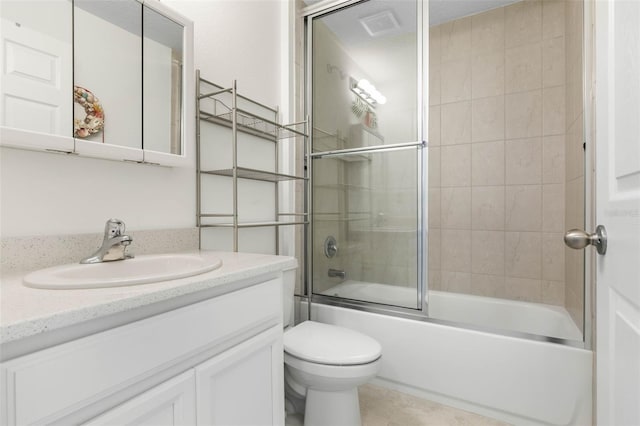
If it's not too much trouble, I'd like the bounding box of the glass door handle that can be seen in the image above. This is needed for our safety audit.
[564,225,607,255]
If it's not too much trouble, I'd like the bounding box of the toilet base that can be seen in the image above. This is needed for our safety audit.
[303,387,361,426]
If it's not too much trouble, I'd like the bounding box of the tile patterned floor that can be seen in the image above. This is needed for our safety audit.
[358,384,511,426]
[285,383,511,426]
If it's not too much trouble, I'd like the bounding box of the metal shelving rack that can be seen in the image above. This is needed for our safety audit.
[196,70,309,253]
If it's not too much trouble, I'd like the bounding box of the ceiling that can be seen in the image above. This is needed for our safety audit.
[316,1,417,47]
[310,0,522,85]
[306,0,522,30]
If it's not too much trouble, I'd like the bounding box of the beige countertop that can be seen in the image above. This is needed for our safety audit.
[0,251,296,353]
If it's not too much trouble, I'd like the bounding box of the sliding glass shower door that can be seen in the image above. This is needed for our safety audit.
[306,0,590,343]
[308,0,425,311]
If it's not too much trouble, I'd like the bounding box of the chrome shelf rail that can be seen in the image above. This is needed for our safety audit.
[199,101,306,140]
[196,71,309,254]
[201,167,308,183]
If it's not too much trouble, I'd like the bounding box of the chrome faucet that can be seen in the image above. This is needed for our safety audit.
[80,219,134,264]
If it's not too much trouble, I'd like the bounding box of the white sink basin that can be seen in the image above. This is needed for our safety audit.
[23,253,223,290]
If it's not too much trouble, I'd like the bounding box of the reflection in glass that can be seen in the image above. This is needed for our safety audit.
[74,0,142,148]
[0,0,72,136]
[312,147,419,309]
[312,0,417,152]
[311,0,420,310]
[143,5,183,155]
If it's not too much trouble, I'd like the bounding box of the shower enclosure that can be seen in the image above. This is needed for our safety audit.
[308,0,425,311]
[305,0,588,345]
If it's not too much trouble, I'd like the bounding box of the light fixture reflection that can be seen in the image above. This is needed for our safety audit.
[350,77,386,106]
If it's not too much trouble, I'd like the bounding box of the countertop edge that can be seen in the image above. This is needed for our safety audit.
[0,253,297,354]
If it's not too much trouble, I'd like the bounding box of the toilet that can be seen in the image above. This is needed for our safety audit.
[282,268,382,426]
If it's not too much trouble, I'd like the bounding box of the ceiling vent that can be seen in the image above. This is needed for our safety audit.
[359,10,400,37]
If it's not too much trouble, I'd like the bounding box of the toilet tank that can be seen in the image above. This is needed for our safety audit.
[283,266,297,328]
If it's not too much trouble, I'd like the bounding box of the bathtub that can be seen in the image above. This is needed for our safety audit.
[312,281,593,426]
[322,281,583,340]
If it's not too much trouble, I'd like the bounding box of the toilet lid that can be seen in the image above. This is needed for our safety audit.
[284,321,382,366]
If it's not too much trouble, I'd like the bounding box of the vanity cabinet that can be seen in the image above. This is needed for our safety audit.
[0,278,284,425]
[195,327,283,425]
[86,326,282,426]
[84,370,197,426]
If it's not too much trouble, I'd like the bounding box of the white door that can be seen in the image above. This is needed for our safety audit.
[594,1,640,425]
[83,371,196,426]
[0,17,72,136]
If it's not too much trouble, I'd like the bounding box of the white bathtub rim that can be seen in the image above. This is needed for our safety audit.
[320,281,583,342]
[311,295,587,350]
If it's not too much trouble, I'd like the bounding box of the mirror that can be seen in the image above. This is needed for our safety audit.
[0,0,72,137]
[143,4,184,156]
[73,0,142,150]
[0,0,191,164]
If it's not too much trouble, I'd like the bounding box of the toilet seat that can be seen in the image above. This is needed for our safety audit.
[284,352,381,381]
[284,321,382,366]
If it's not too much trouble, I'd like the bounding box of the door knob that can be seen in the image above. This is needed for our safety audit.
[564,225,607,255]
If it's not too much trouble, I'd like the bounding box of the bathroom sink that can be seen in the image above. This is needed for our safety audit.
[23,253,223,290]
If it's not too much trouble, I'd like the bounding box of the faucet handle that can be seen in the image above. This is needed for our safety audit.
[104,219,126,239]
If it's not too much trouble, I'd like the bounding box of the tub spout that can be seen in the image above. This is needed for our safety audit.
[328,268,346,279]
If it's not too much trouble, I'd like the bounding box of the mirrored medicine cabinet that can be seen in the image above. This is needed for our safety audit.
[0,0,193,166]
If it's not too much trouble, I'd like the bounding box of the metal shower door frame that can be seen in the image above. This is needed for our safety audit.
[303,0,430,320]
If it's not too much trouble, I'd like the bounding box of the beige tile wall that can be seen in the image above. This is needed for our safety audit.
[564,0,585,329]
[429,0,569,306]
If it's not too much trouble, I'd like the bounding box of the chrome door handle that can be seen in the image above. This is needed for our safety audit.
[564,225,607,255]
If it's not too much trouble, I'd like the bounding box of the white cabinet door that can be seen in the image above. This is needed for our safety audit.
[84,370,196,426]
[196,325,284,426]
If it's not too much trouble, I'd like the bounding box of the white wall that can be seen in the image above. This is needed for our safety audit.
[0,0,287,238]
[0,1,71,43]
[166,0,288,254]
[164,0,283,108]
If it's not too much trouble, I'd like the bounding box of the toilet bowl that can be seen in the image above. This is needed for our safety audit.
[284,320,382,426]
